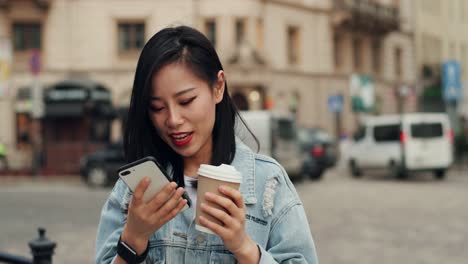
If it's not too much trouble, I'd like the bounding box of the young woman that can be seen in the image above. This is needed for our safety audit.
[96,25,318,264]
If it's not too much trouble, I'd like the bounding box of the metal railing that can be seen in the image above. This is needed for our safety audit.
[0,228,56,264]
[333,0,399,24]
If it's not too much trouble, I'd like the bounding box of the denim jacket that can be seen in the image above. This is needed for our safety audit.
[96,140,319,263]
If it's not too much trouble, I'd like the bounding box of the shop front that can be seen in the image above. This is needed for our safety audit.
[41,79,116,175]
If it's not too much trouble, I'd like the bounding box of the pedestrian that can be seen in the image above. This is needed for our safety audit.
[96,25,318,264]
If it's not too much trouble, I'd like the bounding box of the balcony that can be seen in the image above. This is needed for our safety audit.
[0,0,50,10]
[332,0,399,34]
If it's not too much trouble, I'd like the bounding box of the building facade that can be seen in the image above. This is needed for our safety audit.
[0,0,415,172]
[413,0,468,120]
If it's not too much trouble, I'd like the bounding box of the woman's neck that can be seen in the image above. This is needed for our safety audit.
[184,142,212,177]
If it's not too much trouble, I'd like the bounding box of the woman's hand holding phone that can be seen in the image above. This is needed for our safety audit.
[121,177,188,254]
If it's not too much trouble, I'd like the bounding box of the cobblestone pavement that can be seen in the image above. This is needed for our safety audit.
[0,167,467,264]
[297,167,468,264]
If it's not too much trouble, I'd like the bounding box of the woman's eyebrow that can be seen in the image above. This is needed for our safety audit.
[151,87,196,100]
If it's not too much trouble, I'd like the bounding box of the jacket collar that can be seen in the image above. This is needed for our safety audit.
[232,138,257,204]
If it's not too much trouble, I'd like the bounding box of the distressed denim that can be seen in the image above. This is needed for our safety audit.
[96,141,319,263]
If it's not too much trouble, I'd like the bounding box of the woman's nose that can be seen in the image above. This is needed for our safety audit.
[166,107,184,128]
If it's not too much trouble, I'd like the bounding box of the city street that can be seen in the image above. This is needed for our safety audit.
[1,167,467,264]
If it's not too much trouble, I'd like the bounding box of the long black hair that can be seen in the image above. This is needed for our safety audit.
[124,26,241,187]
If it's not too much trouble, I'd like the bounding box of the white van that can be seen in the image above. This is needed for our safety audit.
[236,111,304,179]
[348,113,453,179]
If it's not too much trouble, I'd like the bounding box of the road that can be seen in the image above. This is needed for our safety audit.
[0,167,467,264]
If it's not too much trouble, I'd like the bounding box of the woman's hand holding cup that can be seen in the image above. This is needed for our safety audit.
[199,185,259,262]
[195,164,260,263]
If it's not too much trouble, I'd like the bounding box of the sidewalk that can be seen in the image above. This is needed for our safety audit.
[0,173,82,187]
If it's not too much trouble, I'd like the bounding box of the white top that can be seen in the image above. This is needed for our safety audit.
[184,176,198,208]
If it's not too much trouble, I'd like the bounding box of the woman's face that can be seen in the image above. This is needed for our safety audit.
[149,63,224,163]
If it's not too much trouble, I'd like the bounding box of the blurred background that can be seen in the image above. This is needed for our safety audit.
[0,0,467,263]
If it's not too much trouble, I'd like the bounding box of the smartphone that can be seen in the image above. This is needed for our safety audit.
[118,156,191,211]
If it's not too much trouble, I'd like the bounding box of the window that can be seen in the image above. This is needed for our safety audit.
[395,47,402,79]
[373,124,400,142]
[353,37,362,71]
[118,22,145,52]
[204,19,216,47]
[353,126,366,142]
[311,129,333,143]
[12,22,41,51]
[256,18,264,50]
[277,119,296,140]
[334,33,342,69]
[372,39,381,74]
[462,0,467,22]
[287,26,300,65]
[462,45,467,78]
[411,123,443,138]
[459,0,463,21]
[235,18,246,45]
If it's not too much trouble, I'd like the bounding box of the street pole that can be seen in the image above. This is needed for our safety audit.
[31,77,43,177]
[398,85,408,178]
[30,50,43,177]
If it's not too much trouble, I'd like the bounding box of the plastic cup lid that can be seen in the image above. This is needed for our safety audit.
[197,164,242,183]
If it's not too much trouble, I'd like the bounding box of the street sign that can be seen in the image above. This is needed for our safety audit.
[29,49,41,76]
[328,94,344,113]
[350,74,374,112]
[442,60,462,102]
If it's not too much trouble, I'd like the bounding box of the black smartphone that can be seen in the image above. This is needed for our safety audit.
[117,156,191,210]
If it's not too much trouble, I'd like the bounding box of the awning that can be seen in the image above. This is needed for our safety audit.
[43,78,116,118]
[45,102,85,117]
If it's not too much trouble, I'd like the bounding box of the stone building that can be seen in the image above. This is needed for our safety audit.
[412,0,468,120]
[0,0,415,172]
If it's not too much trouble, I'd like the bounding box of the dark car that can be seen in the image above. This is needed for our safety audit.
[80,141,126,187]
[298,127,338,180]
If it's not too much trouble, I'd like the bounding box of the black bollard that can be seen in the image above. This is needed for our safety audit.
[28,228,56,264]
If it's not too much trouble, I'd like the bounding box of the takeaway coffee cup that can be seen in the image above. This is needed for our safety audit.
[195,164,242,234]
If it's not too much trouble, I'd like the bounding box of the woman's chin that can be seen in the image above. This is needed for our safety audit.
[172,146,196,158]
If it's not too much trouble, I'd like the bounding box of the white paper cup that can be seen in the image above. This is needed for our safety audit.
[195,164,242,234]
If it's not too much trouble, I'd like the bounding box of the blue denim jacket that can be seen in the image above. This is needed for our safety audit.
[96,141,319,263]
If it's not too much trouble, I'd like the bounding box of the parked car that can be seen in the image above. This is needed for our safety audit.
[348,113,454,180]
[237,111,307,180]
[80,141,126,187]
[298,127,338,180]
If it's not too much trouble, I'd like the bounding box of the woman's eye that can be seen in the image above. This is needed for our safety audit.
[149,105,164,112]
[180,97,196,106]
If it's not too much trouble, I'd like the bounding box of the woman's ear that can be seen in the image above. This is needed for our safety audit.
[214,70,225,104]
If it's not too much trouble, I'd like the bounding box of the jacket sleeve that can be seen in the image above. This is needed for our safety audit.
[258,202,319,264]
[95,180,129,264]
